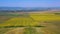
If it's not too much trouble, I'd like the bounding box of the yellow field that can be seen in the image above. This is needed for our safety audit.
[0,12,60,27]
[30,13,60,21]
[0,11,60,34]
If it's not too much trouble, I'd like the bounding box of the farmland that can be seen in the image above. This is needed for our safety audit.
[0,11,60,34]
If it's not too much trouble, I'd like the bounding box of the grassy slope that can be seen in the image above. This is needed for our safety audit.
[0,11,60,34]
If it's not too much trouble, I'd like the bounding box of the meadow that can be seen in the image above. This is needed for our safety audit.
[0,11,60,34]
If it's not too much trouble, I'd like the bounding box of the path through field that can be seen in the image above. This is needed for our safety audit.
[5,27,25,34]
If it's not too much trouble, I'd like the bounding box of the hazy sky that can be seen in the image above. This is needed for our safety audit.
[0,0,60,7]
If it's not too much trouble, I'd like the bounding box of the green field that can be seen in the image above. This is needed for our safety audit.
[0,11,60,34]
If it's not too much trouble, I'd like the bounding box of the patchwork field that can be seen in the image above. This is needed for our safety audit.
[0,11,60,34]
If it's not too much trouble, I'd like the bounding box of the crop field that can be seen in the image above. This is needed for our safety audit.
[0,11,60,34]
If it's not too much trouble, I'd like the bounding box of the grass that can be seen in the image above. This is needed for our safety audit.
[24,27,37,34]
[0,13,39,27]
[0,12,60,34]
[30,13,60,22]
[0,28,15,34]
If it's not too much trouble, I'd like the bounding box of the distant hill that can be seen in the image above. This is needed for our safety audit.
[0,7,60,11]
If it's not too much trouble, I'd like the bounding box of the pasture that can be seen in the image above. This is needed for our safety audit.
[0,11,60,34]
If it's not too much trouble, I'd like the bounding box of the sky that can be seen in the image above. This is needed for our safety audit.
[0,0,60,7]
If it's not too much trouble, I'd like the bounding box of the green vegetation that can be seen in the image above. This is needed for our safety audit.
[0,12,60,34]
[0,28,14,34]
[24,27,37,34]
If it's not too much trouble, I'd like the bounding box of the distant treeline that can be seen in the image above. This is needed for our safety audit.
[0,25,45,28]
[0,9,58,12]
[55,13,60,15]
[0,26,25,28]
